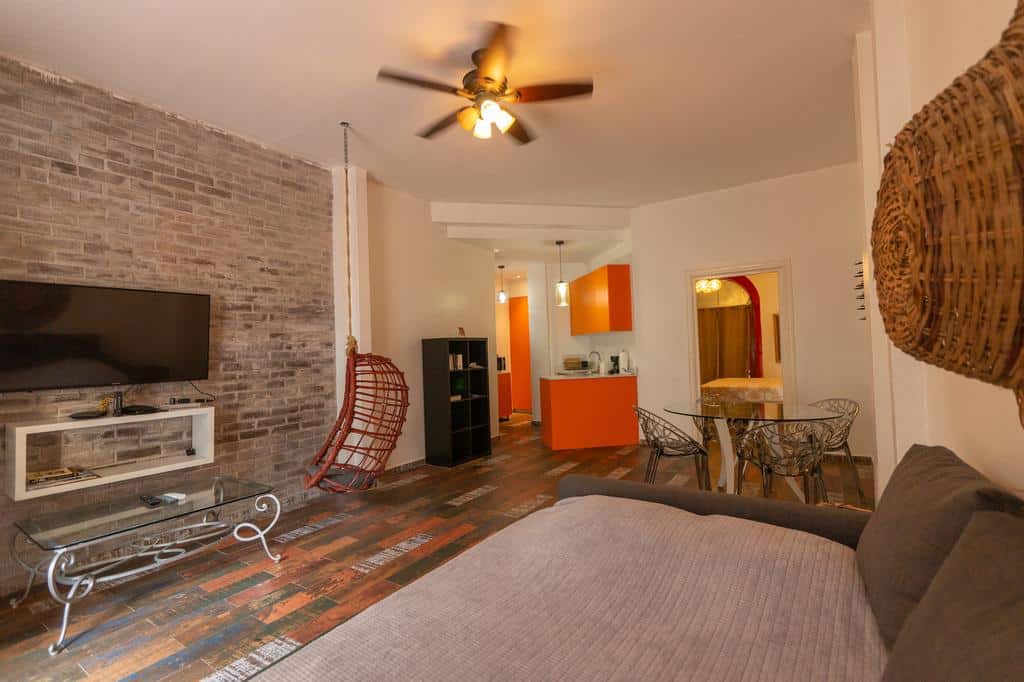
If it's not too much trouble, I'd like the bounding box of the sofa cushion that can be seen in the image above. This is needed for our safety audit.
[856,445,1022,647]
[883,511,1024,681]
[258,495,886,681]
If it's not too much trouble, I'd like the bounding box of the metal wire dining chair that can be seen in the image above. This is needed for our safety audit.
[634,407,711,490]
[810,398,864,503]
[734,420,831,504]
[692,392,752,449]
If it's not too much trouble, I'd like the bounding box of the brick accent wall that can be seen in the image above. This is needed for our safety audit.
[0,57,335,594]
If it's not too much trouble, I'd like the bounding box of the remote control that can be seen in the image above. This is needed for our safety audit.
[140,495,162,507]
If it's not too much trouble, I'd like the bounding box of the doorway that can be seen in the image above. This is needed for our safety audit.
[693,269,786,403]
[495,267,533,436]
[509,296,532,412]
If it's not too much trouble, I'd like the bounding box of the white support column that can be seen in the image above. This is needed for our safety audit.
[854,30,899,491]
[332,165,372,413]
[854,1,931,491]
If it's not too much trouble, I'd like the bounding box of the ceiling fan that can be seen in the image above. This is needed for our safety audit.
[377,23,594,144]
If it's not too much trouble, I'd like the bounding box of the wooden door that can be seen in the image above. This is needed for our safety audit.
[509,296,532,411]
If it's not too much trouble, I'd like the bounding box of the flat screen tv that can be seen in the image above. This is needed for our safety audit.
[0,280,210,392]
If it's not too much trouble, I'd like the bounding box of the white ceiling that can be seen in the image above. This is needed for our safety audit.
[0,1,869,206]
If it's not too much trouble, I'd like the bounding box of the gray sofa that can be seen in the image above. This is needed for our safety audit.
[259,445,1023,681]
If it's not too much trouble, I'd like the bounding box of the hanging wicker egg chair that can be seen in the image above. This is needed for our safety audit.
[305,124,410,492]
[306,339,410,492]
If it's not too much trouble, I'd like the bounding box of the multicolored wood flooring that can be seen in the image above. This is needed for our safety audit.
[0,416,872,681]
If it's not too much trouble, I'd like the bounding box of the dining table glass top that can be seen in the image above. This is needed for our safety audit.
[664,399,841,422]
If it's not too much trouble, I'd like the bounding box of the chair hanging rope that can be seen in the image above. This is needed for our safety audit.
[305,123,410,493]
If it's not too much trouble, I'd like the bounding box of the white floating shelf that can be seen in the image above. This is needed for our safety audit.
[5,406,215,501]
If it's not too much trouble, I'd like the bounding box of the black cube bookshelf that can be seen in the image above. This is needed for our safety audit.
[422,337,492,466]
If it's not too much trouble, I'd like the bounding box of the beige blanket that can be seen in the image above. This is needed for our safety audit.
[257,495,885,681]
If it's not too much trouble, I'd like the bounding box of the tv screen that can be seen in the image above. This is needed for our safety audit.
[0,280,210,392]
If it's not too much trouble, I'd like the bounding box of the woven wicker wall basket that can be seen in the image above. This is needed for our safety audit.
[872,0,1024,425]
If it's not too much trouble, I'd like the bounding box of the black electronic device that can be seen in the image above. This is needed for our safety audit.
[0,280,210,392]
[139,495,162,508]
[69,410,107,420]
[121,405,160,415]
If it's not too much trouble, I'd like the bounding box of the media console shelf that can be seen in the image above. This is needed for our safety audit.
[5,406,215,501]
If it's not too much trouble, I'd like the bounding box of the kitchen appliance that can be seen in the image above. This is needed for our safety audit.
[609,355,620,375]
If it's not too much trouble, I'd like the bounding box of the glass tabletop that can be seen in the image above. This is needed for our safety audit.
[664,400,841,422]
[15,477,272,551]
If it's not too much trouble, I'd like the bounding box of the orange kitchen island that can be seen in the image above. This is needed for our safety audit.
[540,375,639,450]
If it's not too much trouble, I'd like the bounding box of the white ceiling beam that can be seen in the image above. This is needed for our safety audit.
[444,224,628,242]
[431,202,630,228]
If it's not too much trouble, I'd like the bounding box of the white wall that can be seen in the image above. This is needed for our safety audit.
[585,243,638,372]
[631,163,876,454]
[546,262,590,366]
[900,0,1024,493]
[367,180,498,468]
[526,262,551,419]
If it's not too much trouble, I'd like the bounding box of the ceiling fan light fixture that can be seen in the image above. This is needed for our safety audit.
[472,118,493,139]
[457,106,480,131]
[493,108,516,134]
[480,99,516,134]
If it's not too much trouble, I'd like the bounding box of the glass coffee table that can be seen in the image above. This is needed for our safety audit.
[9,477,282,655]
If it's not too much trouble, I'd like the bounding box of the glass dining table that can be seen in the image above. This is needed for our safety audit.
[664,400,841,496]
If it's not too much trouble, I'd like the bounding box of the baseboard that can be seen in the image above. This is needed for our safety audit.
[386,459,426,473]
[824,452,873,465]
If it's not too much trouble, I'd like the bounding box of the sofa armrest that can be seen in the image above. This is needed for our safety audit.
[557,475,870,549]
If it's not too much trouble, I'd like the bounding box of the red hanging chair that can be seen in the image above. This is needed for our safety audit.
[305,124,410,493]
[306,339,410,492]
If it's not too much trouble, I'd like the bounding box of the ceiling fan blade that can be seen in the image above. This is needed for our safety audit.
[477,23,512,84]
[506,117,533,145]
[514,82,594,103]
[417,110,462,139]
[377,68,460,95]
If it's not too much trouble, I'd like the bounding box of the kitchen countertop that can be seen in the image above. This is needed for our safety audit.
[541,373,638,381]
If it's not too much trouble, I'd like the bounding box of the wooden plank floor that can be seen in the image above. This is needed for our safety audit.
[0,416,873,681]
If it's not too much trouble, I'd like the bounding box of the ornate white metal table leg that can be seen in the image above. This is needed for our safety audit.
[9,531,47,608]
[233,494,282,562]
[714,418,736,493]
[46,549,94,656]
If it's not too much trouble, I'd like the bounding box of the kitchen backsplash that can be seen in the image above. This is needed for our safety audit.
[584,332,636,373]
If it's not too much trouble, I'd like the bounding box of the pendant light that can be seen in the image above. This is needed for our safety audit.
[497,264,508,304]
[555,240,569,307]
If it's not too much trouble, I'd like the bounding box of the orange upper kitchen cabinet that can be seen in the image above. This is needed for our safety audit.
[569,264,632,335]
